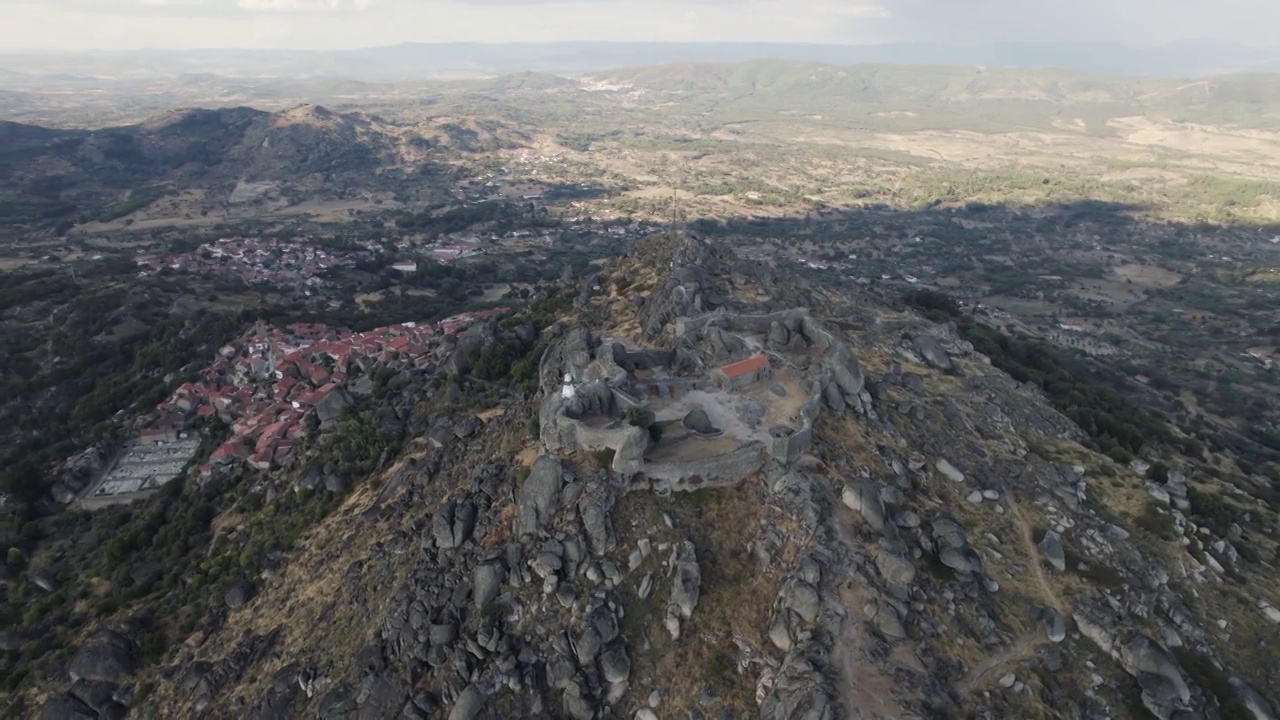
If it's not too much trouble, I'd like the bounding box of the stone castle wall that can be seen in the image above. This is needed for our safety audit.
[610,342,677,372]
[766,371,825,463]
[592,340,631,386]
[675,308,810,339]
[540,392,650,475]
[540,305,864,485]
[644,443,767,491]
[768,427,807,465]
[799,315,837,351]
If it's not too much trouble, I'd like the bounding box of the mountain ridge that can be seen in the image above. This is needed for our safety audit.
[7,40,1280,80]
[109,231,1279,719]
[0,103,530,229]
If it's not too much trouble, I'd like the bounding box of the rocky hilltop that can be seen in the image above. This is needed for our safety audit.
[33,232,1280,719]
[0,104,529,232]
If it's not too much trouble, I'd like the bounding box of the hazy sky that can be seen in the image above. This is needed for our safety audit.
[2,0,1278,51]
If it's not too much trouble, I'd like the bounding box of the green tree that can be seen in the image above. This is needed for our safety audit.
[1148,461,1170,484]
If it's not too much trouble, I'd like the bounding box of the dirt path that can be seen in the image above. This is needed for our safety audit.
[957,633,1042,694]
[1006,495,1068,617]
[957,494,1071,694]
[828,504,916,718]
[831,585,915,719]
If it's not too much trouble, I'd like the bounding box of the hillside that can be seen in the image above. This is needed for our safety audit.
[0,104,529,233]
[10,232,1279,720]
[582,60,1280,131]
[6,58,1280,720]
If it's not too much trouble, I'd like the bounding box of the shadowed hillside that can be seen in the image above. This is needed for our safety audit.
[0,104,530,231]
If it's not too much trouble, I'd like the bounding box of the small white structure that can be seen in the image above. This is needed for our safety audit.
[561,373,577,399]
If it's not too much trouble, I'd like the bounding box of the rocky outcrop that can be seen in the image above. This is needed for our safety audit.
[1120,635,1193,719]
[1038,530,1067,573]
[183,629,281,712]
[842,481,887,533]
[579,482,617,556]
[49,446,106,505]
[682,406,720,435]
[600,646,631,684]
[912,334,954,371]
[116,231,1280,720]
[1073,597,1208,720]
[760,647,835,720]
[826,345,865,406]
[639,237,717,339]
[40,695,98,719]
[699,325,749,362]
[935,458,965,483]
[540,383,650,475]
[875,543,917,587]
[516,455,563,537]
[472,561,505,608]
[447,684,484,720]
[665,541,701,640]
[69,630,139,684]
[315,389,353,429]
[432,498,477,550]
[1229,677,1279,720]
[225,579,255,609]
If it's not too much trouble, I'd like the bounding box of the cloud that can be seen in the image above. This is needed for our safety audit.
[1,0,379,12]
[2,0,1278,50]
[235,0,376,10]
[869,0,1280,45]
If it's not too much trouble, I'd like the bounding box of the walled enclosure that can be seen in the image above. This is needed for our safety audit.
[538,304,869,489]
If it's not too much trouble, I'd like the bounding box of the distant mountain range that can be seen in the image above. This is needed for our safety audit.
[0,104,532,228]
[8,55,1280,228]
[4,40,1280,82]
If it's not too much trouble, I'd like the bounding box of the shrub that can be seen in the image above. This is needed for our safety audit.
[1172,647,1256,720]
[1135,502,1179,542]
[922,303,1176,459]
[1148,461,1170,483]
[592,448,616,469]
[1108,446,1135,464]
[1187,486,1236,538]
[902,289,962,322]
[141,630,169,665]
[625,405,663,442]
[626,405,656,429]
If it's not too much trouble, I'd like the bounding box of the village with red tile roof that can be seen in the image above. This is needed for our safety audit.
[145,307,509,478]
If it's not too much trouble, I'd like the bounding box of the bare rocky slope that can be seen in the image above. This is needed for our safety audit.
[39,232,1280,720]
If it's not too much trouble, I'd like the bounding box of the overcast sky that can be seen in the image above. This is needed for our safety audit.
[2,0,1278,51]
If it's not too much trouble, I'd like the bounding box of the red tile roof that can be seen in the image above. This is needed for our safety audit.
[717,354,770,379]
